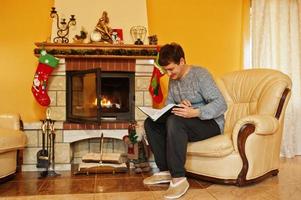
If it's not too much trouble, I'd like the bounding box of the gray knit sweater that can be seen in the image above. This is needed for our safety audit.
[166,66,227,132]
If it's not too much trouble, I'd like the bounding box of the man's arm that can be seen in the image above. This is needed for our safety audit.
[197,69,227,120]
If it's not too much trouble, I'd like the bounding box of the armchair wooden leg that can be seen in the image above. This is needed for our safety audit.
[16,150,23,173]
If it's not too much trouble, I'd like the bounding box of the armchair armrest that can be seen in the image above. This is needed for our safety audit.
[232,115,279,152]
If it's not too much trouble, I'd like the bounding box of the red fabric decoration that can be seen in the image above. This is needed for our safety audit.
[31,63,55,107]
[149,66,164,104]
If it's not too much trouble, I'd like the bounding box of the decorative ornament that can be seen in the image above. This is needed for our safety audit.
[73,27,88,43]
[31,50,59,106]
[90,30,102,42]
[91,11,113,43]
[148,35,158,45]
[50,7,76,43]
[123,122,150,173]
[130,26,147,45]
[149,54,165,106]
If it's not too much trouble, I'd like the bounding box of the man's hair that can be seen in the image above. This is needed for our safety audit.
[158,43,185,66]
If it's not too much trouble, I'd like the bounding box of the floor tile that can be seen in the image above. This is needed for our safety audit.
[206,184,279,200]
[151,188,216,200]
[0,179,44,197]
[37,178,95,195]
[94,177,149,193]
[94,191,156,200]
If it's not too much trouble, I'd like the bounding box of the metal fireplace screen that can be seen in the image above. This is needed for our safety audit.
[66,69,135,123]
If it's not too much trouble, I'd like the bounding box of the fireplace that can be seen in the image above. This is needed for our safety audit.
[66,69,135,123]
[20,43,157,171]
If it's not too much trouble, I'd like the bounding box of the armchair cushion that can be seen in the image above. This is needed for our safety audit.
[187,134,233,157]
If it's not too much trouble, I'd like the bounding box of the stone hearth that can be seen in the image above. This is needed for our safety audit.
[22,43,156,171]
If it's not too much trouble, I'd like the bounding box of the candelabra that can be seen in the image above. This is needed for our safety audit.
[50,7,76,43]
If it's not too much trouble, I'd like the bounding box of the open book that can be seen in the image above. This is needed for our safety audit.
[138,104,180,121]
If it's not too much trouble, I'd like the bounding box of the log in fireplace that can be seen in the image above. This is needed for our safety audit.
[66,69,135,123]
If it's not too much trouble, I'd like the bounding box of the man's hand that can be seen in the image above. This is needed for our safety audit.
[171,99,200,118]
[180,99,192,107]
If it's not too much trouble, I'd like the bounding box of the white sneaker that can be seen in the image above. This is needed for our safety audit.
[164,178,189,199]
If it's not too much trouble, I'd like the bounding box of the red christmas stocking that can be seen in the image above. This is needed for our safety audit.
[149,55,165,107]
[31,51,59,106]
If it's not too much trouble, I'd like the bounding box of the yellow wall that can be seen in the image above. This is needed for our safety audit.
[0,0,248,122]
[0,0,53,122]
[147,0,246,77]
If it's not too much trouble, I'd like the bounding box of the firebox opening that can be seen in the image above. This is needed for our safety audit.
[100,72,135,121]
[101,77,129,113]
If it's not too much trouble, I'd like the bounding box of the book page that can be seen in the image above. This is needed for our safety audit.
[138,104,178,121]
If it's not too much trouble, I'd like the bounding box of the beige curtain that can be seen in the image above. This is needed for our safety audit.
[251,0,301,157]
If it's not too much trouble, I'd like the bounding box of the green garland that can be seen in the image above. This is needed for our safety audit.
[34,48,157,57]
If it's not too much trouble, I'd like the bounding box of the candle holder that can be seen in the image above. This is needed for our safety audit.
[50,7,76,43]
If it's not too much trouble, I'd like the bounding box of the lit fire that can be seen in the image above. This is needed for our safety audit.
[93,97,121,109]
[94,97,113,108]
[101,97,112,108]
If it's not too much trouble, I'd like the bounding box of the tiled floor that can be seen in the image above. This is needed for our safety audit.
[0,167,210,198]
[0,156,301,199]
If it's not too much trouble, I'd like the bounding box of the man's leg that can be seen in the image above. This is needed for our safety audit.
[166,115,188,177]
[165,115,220,177]
[163,115,220,199]
[144,117,168,171]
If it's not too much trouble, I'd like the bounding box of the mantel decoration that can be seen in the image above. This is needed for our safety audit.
[130,26,147,45]
[34,46,158,58]
[31,50,59,107]
[73,27,88,43]
[148,35,158,45]
[91,11,113,43]
[50,7,76,43]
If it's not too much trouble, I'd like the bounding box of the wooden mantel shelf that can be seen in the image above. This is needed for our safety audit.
[34,42,158,59]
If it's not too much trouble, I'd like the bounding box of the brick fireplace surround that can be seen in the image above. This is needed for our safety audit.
[22,43,157,171]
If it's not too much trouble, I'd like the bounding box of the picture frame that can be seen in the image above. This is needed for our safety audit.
[111,29,123,44]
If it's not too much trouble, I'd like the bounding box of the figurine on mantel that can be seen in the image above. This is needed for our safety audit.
[73,27,88,43]
[90,11,113,43]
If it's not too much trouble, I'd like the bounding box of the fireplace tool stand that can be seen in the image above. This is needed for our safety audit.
[39,109,60,178]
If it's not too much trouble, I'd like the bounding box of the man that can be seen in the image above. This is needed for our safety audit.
[143,43,227,199]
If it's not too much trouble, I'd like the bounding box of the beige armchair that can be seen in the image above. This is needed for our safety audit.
[185,69,292,186]
[0,114,27,181]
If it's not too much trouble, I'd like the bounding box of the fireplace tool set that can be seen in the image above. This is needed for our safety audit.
[36,108,60,178]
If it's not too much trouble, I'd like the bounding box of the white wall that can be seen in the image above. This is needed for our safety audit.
[52,0,148,44]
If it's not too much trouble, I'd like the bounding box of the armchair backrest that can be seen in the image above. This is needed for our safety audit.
[216,69,292,136]
[0,114,21,130]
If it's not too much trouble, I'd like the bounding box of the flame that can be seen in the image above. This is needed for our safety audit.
[101,97,112,108]
[93,97,120,109]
